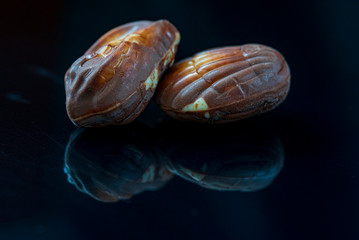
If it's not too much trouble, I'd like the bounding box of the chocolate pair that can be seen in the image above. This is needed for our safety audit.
[65,20,290,127]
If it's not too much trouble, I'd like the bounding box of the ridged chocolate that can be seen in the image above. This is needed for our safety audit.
[65,20,180,127]
[156,44,290,123]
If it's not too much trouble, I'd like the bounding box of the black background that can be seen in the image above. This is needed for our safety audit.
[1,0,359,239]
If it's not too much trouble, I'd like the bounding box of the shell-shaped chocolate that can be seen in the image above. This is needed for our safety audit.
[155,44,290,123]
[65,20,180,127]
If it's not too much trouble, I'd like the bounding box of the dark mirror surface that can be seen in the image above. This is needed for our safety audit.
[160,121,284,191]
[65,122,284,202]
[1,0,358,239]
[64,126,173,202]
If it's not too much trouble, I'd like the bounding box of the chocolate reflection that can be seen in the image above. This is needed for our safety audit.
[64,124,173,202]
[158,121,284,191]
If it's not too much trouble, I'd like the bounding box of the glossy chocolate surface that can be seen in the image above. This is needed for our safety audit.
[65,20,180,127]
[156,44,290,123]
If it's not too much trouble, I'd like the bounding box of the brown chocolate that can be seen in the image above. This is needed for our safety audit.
[155,44,290,123]
[65,20,180,127]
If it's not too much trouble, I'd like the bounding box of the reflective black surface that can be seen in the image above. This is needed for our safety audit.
[64,125,173,202]
[159,121,284,192]
[65,122,284,202]
[1,0,359,239]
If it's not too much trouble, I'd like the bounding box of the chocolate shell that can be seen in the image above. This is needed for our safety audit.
[156,44,290,123]
[65,20,180,127]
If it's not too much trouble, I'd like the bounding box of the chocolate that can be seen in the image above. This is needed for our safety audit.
[65,20,180,127]
[156,44,290,123]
